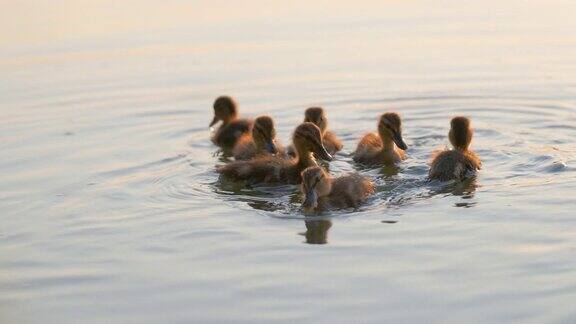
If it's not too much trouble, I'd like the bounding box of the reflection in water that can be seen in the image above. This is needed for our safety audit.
[379,164,401,177]
[428,177,479,208]
[431,177,478,196]
[354,163,400,176]
[301,219,333,244]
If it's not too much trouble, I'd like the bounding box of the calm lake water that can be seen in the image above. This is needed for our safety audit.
[1,1,576,323]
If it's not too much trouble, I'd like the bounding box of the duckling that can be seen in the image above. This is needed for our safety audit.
[217,122,332,185]
[300,166,375,213]
[353,112,408,166]
[232,116,282,160]
[429,116,481,181]
[209,96,252,150]
[287,107,343,157]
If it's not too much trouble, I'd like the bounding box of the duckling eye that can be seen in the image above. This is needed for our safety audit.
[384,124,396,133]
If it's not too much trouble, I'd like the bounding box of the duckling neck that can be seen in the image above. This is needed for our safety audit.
[452,144,469,152]
[296,151,317,168]
[254,138,265,151]
[380,136,396,152]
[222,115,238,126]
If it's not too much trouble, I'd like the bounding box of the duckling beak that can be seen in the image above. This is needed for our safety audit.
[209,116,219,127]
[314,143,333,161]
[265,140,278,155]
[392,132,408,151]
[303,190,318,209]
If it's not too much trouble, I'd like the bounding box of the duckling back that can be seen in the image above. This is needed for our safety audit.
[212,119,252,150]
[232,115,283,160]
[353,133,382,163]
[232,134,258,160]
[217,156,301,184]
[429,150,481,181]
[328,173,375,209]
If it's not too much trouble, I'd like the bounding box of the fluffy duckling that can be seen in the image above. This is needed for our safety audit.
[232,116,281,160]
[209,96,252,150]
[353,112,408,165]
[300,166,375,213]
[217,122,332,185]
[288,107,343,157]
[429,116,481,181]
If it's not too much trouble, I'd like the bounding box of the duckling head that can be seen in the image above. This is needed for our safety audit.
[293,122,332,161]
[378,112,408,150]
[304,107,327,133]
[253,116,278,154]
[210,95,238,127]
[301,166,332,210]
[449,116,473,150]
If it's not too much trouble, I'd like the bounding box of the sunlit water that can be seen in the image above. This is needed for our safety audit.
[2,1,576,323]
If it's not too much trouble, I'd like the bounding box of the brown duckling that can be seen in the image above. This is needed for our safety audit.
[232,116,282,160]
[217,122,332,185]
[429,116,481,181]
[209,95,252,150]
[300,166,375,213]
[353,112,408,166]
[287,107,343,157]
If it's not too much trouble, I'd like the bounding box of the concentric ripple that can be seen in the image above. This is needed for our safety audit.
[148,94,574,221]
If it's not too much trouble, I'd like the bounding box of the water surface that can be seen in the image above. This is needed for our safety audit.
[1,1,576,323]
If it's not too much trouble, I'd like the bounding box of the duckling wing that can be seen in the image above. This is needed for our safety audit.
[328,174,375,209]
[214,119,252,148]
[232,135,257,160]
[464,150,482,170]
[429,151,457,181]
[353,133,382,163]
[323,131,343,155]
[429,150,480,181]
[216,157,291,184]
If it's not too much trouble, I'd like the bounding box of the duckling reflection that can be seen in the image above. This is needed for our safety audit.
[354,112,408,166]
[378,164,401,177]
[233,116,283,160]
[429,176,478,195]
[217,123,332,185]
[210,96,252,151]
[288,107,343,157]
[301,219,332,244]
[427,176,479,207]
[300,166,375,213]
[429,116,481,181]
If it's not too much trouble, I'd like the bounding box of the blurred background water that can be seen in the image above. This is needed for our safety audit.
[1,1,576,323]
